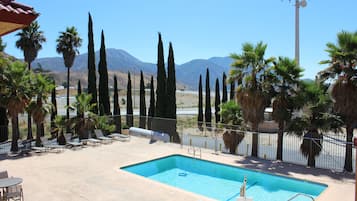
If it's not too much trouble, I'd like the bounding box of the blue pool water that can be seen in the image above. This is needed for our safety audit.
[121,155,327,201]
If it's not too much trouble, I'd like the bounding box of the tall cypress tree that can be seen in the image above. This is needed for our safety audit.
[148,76,155,130]
[113,75,121,133]
[77,80,82,117]
[87,13,97,114]
[50,81,57,139]
[197,75,203,130]
[98,30,110,116]
[205,68,212,129]
[139,71,146,128]
[222,72,228,103]
[167,42,179,142]
[215,78,221,124]
[167,42,176,119]
[230,81,235,100]
[126,72,133,127]
[155,33,166,118]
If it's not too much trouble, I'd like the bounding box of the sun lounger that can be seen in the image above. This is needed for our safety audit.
[19,140,32,155]
[94,129,113,144]
[108,132,130,142]
[64,134,83,148]
[41,137,65,152]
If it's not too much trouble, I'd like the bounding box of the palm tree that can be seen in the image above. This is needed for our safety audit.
[220,101,245,154]
[271,57,304,160]
[230,42,275,157]
[15,21,46,140]
[56,26,82,128]
[287,81,343,167]
[68,93,97,139]
[27,74,54,147]
[318,31,357,172]
[0,61,34,152]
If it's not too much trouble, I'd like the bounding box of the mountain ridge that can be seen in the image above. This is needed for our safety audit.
[31,48,233,89]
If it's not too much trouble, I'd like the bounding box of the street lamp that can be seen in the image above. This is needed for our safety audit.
[294,0,307,67]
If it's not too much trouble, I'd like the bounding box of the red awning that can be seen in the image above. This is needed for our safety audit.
[0,0,38,36]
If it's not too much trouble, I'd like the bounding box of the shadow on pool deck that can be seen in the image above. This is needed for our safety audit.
[233,156,355,181]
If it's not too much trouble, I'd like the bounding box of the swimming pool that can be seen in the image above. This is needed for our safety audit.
[121,155,327,201]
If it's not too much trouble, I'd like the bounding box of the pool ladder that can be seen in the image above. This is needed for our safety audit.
[188,146,201,158]
[287,193,314,201]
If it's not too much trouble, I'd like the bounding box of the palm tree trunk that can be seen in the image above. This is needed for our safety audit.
[307,154,315,167]
[252,123,259,157]
[27,115,33,140]
[27,61,33,140]
[276,121,284,160]
[344,124,353,172]
[66,67,70,132]
[10,116,19,152]
[35,123,42,147]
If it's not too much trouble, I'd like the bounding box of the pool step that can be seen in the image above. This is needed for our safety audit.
[287,193,314,201]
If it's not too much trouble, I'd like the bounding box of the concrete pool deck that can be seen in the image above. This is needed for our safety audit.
[1,136,354,201]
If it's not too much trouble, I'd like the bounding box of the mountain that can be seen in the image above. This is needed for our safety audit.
[32,48,233,89]
[32,48,156,74]
[176,59,231,89]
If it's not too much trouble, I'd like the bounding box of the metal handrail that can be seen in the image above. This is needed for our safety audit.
[287,193,314,201]
[187,146,201,158]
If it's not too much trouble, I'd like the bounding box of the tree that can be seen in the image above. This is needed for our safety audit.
[50,80,57,139]
[271,57,304,160]
[155,33,167,118]
[230,81,235,100]
[287,81,342,167]
[139,71,146,128]
[98,30,110,116]
[113,75,121,133]
[230,42,275,157]
[221,101,245,154]
[68,93,98,140]
[56,26,82,128]
[167,42,176,119]
[0,37,6,52]
[27,74,54,146]
[0,40,8,142]
[126,72,133,127]
[222,72,228,103]
[0,61,34,151]
[318,31,357,172]
[77,80,82,117]
[197,75,203,130]
[214,78,221,124]
[87,13,98,114]
[166,42,179,142]
[147,76,155,130]
[15,21,46,140]
[205,68,212,129]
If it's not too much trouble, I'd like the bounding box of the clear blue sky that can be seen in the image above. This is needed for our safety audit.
[2,0,357,79]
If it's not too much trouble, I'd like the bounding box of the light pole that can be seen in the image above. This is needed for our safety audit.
[294,0,307,67]
[354,137,357,201]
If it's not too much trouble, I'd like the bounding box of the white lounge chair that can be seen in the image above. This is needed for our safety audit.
[108,132,130,142]
[41,137,65,152]
[80,131,101,146]
[64,134,83,148]
[94,129,113,144]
